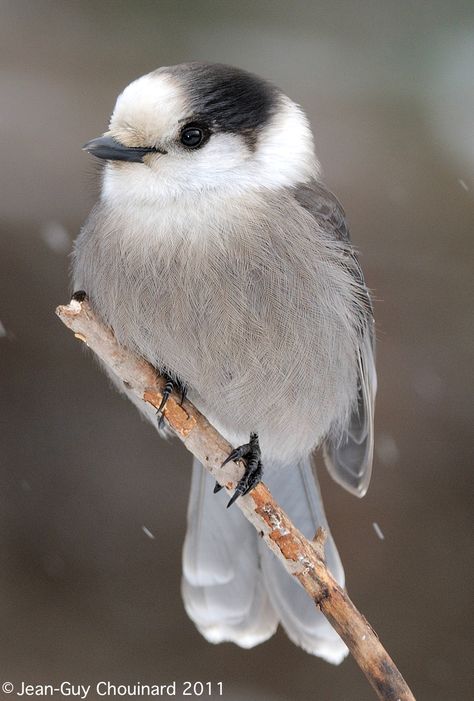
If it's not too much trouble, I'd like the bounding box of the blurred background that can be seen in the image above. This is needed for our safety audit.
[1,1,473,699]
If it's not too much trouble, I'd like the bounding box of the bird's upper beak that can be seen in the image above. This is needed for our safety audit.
[82,134,165,163]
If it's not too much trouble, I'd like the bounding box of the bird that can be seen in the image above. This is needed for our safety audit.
[73,62,376,664]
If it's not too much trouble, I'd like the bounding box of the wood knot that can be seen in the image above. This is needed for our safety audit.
[314,586,330,609]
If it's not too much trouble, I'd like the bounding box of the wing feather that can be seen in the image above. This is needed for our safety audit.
[293,180,377,496]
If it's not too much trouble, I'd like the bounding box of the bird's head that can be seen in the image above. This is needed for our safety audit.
[84,63,319,205]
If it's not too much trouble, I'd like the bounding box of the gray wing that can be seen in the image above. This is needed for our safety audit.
[293,180,377,497]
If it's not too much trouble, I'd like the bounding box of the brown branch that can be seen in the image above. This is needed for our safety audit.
[56,298,415,701]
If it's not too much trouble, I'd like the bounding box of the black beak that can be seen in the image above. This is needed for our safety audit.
[82,135,165,163]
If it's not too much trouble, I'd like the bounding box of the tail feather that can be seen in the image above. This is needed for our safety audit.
[181,459,278,647]
[182,457,348,662]
[258,459,348,663]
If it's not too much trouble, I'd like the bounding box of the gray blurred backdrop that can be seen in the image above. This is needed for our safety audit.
[1,1,473,699]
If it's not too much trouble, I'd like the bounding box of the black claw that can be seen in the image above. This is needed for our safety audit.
[221,447,247,468]
[228,457,262,506]
[156,377,174,427]
[213,481,224,494]
[221,434,259,468]
[219,433,263,507]
[155,372,188,429]
[227,489,243,508]
[72,290,87,302]
[242,460,263,496]
[157,379,173,414]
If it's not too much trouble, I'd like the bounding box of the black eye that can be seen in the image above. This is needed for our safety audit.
[180,125,207,149]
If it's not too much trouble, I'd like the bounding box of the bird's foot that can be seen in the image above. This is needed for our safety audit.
[215,433,263,507]
[72,290,88,302]
[155,371,187,428]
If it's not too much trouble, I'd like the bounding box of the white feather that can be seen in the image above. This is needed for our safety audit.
[182,457,348,661]
[258,459,349,664]
[323,323,377,497]
[182,459,278,647]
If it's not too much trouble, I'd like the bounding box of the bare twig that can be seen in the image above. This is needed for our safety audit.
[56,298,415,701]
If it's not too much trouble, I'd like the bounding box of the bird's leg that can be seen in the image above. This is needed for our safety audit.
[155,371,187,428]
[215,432,263,508]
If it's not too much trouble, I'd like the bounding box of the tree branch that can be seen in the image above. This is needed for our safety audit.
[56,298,415,701]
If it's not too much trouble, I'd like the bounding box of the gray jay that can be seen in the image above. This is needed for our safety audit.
[73,62,376,664]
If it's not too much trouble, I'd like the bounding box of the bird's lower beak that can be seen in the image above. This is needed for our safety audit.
[82,135,165,163]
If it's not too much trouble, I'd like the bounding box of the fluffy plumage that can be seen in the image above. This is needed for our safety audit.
[73,62,376,661]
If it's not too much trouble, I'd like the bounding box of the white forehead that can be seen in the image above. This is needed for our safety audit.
[109,72,188,143]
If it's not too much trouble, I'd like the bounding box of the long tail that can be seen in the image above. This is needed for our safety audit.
[181,457,348,663]
[181,458,278,648]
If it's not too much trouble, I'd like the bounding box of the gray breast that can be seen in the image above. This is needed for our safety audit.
[73,191,361,465]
